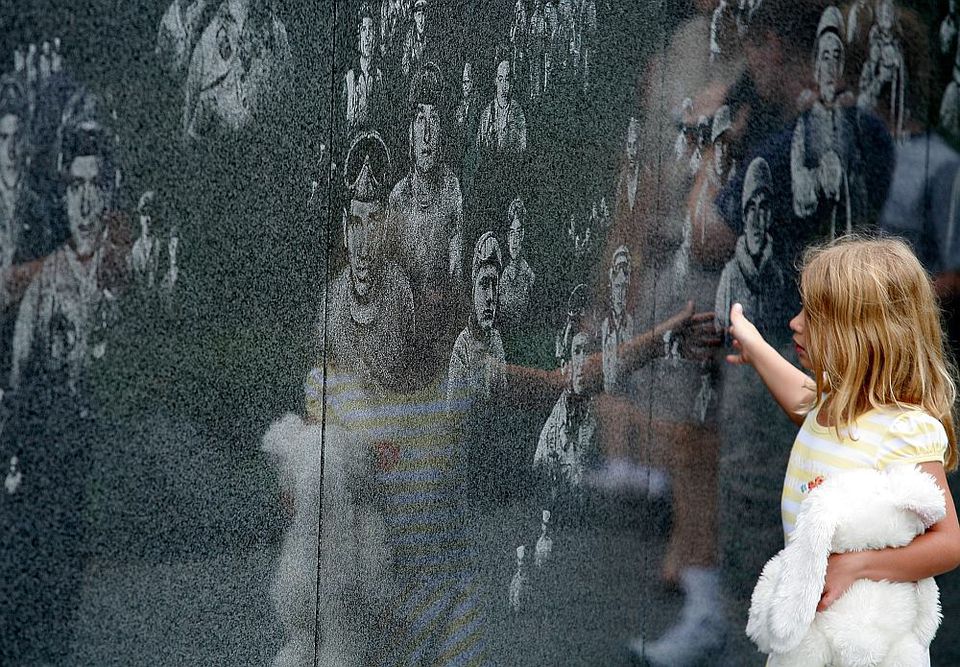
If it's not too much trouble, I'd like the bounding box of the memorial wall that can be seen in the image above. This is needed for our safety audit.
[2,0,960,665]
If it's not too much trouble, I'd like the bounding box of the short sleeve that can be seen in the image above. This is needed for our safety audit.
[878,411,949,469]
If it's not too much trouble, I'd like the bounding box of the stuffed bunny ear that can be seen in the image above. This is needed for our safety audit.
[766,492,838,654]
[886,464,947,529]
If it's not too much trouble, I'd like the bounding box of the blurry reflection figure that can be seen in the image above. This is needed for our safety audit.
[714,158,788,338]
[10,90,125,395]
[447,232,506,406]
[401,0,428,80]
[601,245,634,395]
[182,0,291,141]
[791,6,868,239]
[498,196,536,330]
[534,284,597,490]
[941,0,958,58]
[331,131,414,394]
[857,0,906,142]
[385,62,464,356]
[343,2,385,137]
[476,56,528,156]
[156,0,210,78]
[528,0,547,100]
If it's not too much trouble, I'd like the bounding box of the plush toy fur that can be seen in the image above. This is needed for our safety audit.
[261,414,394,667]
[747,465,945,667]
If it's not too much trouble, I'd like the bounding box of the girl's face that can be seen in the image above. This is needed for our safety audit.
[789,309,811,370]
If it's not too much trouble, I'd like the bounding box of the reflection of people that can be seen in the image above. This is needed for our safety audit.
[714,157,788,340]
[476,56,528,156]
[534,287,598,489]
[726,238,960,665]
[181,0,291,141]
[600,245,634,395]
[384,63,464,377]
[498,196,535,330]
[343,2,385,137]
[790,6,869,240]
[11,90,125,394]
[447,232,506,407]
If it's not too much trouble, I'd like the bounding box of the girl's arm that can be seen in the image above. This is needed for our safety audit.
[726,303,813,426]
[819,461,960,611]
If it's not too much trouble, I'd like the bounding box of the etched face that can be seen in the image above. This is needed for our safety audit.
[815,32,844,104]
[65,155,107,257]
[414,7,425,34]
[0,113,21,175]
[569,331,588,395]
[743,189,771,257]
[714,135,730,178]
[344,199,383,298]
[508,214,523,260]
[495,60,511,103]
[359,16,376,59]
[473,263,499,332]
[610,255,630,314]
[412,102,440,174]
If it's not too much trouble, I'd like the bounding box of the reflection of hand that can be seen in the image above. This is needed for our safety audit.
[725,303,764,366]
[818,151,843,201]
[666,301,721,361]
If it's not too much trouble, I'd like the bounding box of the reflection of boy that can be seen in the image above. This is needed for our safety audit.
[447,232,506,406]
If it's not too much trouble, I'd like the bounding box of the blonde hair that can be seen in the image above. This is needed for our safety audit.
[800,236,959,471]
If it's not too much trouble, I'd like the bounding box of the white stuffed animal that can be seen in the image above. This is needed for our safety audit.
[747,465,946,667]
[261,413,394,667]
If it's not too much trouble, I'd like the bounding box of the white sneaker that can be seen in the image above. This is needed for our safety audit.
[628,568,727,666]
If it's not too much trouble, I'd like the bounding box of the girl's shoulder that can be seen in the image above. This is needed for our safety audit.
[867,405,948,467]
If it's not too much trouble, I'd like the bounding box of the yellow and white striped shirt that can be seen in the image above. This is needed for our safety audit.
[782,403,948,543]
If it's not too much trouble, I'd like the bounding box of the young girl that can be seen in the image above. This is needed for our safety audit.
[727,237,960,626]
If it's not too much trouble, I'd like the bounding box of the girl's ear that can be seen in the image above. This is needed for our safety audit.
[766,490,838,654]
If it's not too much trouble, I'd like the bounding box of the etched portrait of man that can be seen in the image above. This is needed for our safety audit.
[10,90,124,395]
[447,231,506,406]
[498,196,536,330]
[401,0,429,80]
[601,244,634,395]
[384,62,464,348]
[476,55,528,156]
[343,2,385,137]
[790,6,869,240]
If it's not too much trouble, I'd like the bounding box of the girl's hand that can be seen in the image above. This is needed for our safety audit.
[818,551,865,612]
[726,303,765,367]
